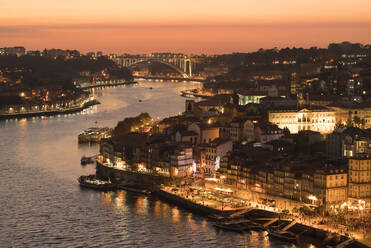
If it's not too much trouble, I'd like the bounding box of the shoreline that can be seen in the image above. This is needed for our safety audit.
[0,98,100,120]
[77,80,137,89]
[135,76,205,82]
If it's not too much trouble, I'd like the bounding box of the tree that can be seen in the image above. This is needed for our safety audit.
[346,112,354,127]
[353,116,361,128]
[112,113,152,136]
[334,122,346,130]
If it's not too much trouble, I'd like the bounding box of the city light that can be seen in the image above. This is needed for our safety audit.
[205,178,218,182]
[214,187,233,193]
[308,195,317,201]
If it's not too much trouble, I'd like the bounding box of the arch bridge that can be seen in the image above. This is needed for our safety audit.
[112,55,193,78]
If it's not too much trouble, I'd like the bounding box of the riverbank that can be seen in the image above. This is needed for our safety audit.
[136,76,205,83]
[0,98,99,120]
[77,80,137,89]
[180,89,214,98]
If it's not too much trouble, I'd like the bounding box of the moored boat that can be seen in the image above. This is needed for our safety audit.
[78,175,116,191]
[268,229,297,243]
[208,214,229,221]
[81,156,95,165]
[247,222,267,231]
[117,184,151,195]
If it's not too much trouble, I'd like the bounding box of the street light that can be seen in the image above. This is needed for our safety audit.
[308,195,317,201]
[308,195,317,206]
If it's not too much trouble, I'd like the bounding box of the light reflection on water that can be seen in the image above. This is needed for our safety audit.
[0,80,307,247]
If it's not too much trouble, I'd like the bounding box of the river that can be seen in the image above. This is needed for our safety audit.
[0,80,296,247]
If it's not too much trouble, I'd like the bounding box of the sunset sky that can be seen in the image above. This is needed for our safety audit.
[1,0,371,54]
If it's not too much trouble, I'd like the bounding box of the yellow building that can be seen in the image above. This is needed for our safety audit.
[330,105,371,129]
[269,107,336,134]
[348,158,371,210]
[313,168,347,211]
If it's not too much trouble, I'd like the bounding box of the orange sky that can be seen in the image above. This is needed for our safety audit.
[1,0,371,54]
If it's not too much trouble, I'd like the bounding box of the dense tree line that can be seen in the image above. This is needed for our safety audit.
[112,113,152,136]
[0,55,133,88]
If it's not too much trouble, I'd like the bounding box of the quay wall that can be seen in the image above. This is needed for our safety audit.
[96,161,177,190]
[0,99,99,120]
[78,81,137,89]
[155,189,235,216]
[135,76,205,82]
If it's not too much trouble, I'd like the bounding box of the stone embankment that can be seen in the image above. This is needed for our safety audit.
[0,98,99,120]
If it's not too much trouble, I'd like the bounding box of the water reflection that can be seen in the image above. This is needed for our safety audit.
[114,191,125,208]
[171,208,180,223]
[153,200,161,219]
[103,192,112,205]
[135,196,144,214]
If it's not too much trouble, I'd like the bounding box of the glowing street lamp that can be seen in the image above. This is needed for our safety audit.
[308,195,317,206]
[308,195,317,201]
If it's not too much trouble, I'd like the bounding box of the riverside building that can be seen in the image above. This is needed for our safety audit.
[268,106,336,134]
[348,158,371,211]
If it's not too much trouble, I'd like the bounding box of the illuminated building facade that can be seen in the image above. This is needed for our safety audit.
[313,168,348,211]
[331,105,371,129]
[200,138,232,176]
[170,147,193,177]
[269,107,336,134]
[348,158,371,210]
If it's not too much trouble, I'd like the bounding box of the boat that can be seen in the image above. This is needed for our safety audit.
[248,222,267,231]
[78,175,116,191]
[117,184,151,195]
[208,214,229,221]
[81,156,95,165]
[268,229,297,243]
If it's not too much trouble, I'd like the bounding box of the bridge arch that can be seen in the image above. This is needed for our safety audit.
[126,59,189,78]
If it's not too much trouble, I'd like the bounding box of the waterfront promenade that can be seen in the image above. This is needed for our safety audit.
[0,96,99,120]
[75,80,137,89]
